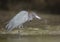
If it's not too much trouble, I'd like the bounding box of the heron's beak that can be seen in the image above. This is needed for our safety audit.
[35,15,41,20]
[32,12,42,20]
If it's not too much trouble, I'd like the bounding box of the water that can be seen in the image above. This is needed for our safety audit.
[0,35,60,42]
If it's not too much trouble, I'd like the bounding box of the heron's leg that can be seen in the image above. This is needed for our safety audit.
[18,25,23,34]
[18,26,21,34]
[18,25,23,38]
[17,26,21,38]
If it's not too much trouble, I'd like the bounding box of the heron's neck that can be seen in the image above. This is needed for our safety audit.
[28,13,33,21]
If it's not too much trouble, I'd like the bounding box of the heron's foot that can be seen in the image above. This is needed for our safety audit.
[17,31,21,38]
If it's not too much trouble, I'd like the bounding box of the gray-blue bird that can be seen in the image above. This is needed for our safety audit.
[6,10,41,32]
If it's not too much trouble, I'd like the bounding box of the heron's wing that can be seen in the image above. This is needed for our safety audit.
[6,11,28,31]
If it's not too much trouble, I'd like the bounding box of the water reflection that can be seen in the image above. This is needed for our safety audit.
[0,35,60,42]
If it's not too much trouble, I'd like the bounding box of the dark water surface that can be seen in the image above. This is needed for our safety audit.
[0,35,60,42]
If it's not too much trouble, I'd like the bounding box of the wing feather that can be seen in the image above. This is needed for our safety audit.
[6,11,28,31]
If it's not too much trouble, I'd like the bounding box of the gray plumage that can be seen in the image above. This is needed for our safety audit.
[6,10,41,31]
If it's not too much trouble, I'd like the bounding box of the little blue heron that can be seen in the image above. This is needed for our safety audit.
[6,10,41,33]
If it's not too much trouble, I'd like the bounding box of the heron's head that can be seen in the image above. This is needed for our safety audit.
[28,11,42,21]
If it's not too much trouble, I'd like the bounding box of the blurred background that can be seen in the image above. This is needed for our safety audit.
[0,0,60,30]
[0,0,60,42]
[0,0,60,13]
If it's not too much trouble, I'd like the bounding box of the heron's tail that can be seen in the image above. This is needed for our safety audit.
[6,23,14,32]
